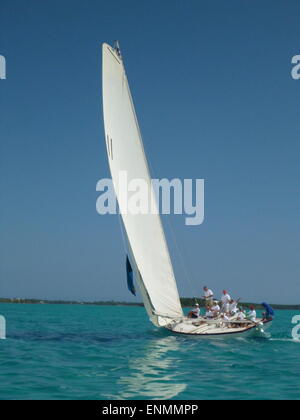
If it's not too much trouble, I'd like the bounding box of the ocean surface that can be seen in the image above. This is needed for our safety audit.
[0,303,299,400]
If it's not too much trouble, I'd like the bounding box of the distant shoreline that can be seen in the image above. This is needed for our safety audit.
[0,297,299,310]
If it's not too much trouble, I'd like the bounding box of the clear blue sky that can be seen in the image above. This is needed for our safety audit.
[0,0,299,304]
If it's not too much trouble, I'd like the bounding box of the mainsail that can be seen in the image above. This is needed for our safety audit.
[102,42,183,326]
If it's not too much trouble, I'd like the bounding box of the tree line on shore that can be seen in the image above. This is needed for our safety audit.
[0,297,299,310]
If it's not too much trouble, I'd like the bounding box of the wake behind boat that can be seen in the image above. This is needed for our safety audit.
[101,41,273,338]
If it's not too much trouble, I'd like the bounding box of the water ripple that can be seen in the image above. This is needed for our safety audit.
[1,304,300,400]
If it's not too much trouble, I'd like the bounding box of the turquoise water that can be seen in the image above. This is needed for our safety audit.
[0,303,299,400]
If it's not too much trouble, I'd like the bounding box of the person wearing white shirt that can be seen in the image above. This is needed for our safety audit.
[247,306,257,322]
[220,313,231,328]
[203,287,214,306]
[221,290,231,312]
[229,299,238,315]
[211,301,220,315]
[188,303,201,319]
[222,313,230,321]
[222,303,230,314]
[237,309,246,321]
[205,308,214,319]
[231,309,246,328]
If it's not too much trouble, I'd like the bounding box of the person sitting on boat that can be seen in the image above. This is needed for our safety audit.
[221,290,231,312]
[211,301,220,316]
[229,299,238,316]
[237,308,246,321]
[229,309,246,328]
[247,306,257,323]
[188,303,200,319]
[205,307,214,319]
[203,287,214,306]
[220,313,231,328]
[262,302,275,321]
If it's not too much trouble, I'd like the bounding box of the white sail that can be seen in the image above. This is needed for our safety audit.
[102,42,183,326]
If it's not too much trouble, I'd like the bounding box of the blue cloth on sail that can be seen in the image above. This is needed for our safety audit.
[262,303,275,318]
[126,256,136,296]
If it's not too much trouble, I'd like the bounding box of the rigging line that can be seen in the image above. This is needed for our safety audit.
[164,214,199,304]
[127,88,197,303]
[141,139,198,303]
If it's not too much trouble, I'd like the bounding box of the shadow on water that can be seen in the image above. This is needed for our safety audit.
[8,330,156,344]
[8,322,172,344]
[7,328,278,344]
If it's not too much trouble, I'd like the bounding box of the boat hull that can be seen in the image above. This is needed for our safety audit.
[166,319,273,338]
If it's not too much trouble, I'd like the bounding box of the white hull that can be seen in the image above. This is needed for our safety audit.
[165,318,273,338]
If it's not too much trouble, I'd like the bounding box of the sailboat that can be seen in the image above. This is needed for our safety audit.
[102,41,272,337]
